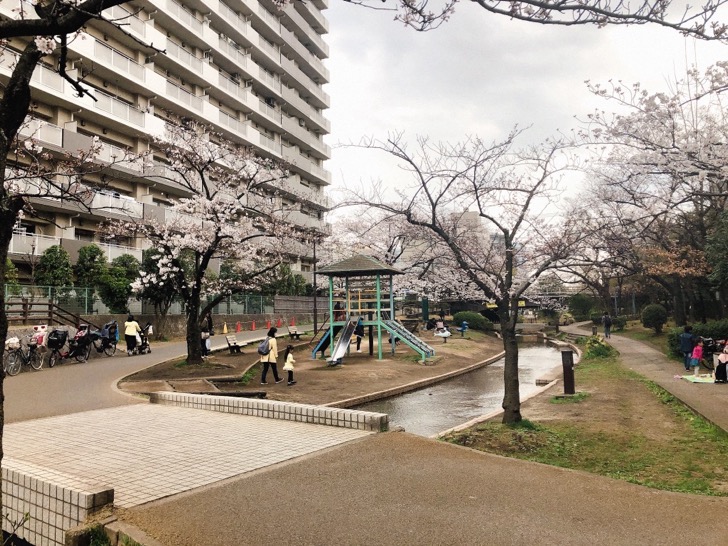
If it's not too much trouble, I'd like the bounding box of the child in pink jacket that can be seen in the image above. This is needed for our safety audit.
[690,340,704,376]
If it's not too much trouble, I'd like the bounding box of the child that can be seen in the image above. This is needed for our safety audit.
[690,340,704,377]
[283,344,296,386]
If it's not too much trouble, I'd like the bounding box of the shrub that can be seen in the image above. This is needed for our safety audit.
[585,335,614,358]
[590,312,604,325]
[452,311,492,331]
[559,311,575,325]
[567,293,596,320]
[641,304,668,334]
[612,316,627,331]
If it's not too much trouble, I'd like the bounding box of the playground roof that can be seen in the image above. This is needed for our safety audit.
[317,254,403,277]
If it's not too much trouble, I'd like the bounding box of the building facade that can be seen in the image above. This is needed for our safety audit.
[0,0,331,284]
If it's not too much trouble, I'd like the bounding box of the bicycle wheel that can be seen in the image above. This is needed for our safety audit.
[701,356,715,371]
[75,345,90,363]
[30,350,43,370]
[48,350,59,368]
[103,342,117,357]
[6,351,21,376]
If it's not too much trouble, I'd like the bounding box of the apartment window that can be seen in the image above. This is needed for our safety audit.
[75,229,95,242]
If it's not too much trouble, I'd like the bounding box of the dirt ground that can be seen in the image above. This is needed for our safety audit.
[119,332,505,406]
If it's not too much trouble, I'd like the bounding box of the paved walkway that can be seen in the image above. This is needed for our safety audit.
[4,404,370,509]
[563,323,728,432]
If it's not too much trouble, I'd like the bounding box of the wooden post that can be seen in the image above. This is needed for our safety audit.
[561,349,575,395]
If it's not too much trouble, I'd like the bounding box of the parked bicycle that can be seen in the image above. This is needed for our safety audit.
[89,320,118,357]
[46,326,93,367]
[4,334,44,376]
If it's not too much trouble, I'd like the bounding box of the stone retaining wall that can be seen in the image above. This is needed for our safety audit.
[149,392,389,432]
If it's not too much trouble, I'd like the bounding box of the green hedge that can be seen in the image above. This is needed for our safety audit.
[667,319,728,357]
[452,311,493,332]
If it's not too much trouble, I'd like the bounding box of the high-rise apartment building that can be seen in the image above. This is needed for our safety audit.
[0,0,331,283]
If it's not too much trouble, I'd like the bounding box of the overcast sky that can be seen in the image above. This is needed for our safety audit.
[322,2,727,196]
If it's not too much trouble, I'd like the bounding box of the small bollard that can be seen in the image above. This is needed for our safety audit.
[591,325,597,336]
[561,349,575,395]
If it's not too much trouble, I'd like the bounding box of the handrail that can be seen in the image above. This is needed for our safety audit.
[5,300,100,330]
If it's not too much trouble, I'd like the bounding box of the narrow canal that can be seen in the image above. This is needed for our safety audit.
[356,345,566,437]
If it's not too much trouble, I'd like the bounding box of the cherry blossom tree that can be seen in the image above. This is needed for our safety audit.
[579,65,728,322]
[116,122,296,364]
[351,0,728,36]
[344,131,590,424]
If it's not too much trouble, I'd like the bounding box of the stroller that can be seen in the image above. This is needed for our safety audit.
[134,322,153,355]
[90,320,118,356]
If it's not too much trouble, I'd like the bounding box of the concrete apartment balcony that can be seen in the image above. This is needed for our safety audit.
[18,119,63,148]
[98,241,143,262]
[254,3,282,40]
[165,39,204,76]
[104,5,148,40]
[281,4,328,60]
[295,0,329,34]
[281,116,330,159]
[281,145,331,186]
[253,34,282,69]
[217,110,251,144]
[89,189,144,219]
[280,27,329,84]
[8,233,61,257]
[281,85,330,133]
[280,57,329,110]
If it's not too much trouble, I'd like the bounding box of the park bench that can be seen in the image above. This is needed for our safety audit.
[287,326,301,340]
[225,335,247,354]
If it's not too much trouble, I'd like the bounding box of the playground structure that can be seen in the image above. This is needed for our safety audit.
[312,255,435,364]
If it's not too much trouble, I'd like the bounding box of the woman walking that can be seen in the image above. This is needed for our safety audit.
[260,327,283,385]
[124,315,141,356]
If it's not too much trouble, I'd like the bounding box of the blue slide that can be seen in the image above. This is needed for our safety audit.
[311,325,342,359]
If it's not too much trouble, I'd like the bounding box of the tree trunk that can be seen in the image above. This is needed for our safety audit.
[673,279,687,326]
[499,306,521,424]
[186,297,203,365]
[0,200,23,522]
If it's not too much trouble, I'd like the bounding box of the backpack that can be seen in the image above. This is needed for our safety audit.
[257,337,271,356]
[604,315,613,327]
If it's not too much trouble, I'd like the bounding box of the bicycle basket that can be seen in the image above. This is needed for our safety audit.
[5,337,20,350]
[47,330,68,350]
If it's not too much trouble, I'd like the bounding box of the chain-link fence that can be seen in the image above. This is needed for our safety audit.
[4,285,272,316]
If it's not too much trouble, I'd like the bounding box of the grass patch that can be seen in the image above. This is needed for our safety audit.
[442,351,728,496]
[238,367,257,385]
[550,392,590,404]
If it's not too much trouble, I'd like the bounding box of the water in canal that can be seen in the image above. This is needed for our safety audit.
[356,344,565,437]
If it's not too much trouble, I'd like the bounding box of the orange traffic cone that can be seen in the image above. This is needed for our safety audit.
[222,322,228,334]
[266,320,271,329]
[276,318,282,327]
[291,316,296,326]
[251,321,256,331]
[236,321,241,332]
